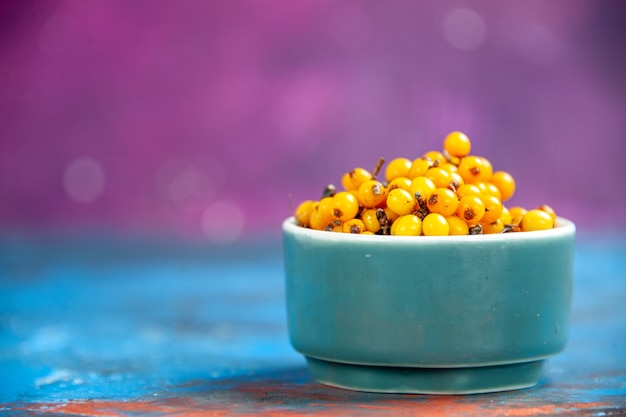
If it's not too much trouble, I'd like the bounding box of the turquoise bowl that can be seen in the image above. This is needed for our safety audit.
[283,217,575,394]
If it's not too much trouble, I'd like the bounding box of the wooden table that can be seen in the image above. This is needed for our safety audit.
[1,231,624,416]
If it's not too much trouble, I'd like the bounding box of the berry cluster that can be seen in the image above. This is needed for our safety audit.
[294,131,557,236]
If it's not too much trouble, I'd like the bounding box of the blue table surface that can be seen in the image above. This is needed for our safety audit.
[0,230,625,416]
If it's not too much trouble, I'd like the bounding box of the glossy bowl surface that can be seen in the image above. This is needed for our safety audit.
[283,217,575,394]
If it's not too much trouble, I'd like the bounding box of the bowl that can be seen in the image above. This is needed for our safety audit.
[283,216,575,394]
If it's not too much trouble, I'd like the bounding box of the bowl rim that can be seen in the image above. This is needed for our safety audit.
[283,216,575,244]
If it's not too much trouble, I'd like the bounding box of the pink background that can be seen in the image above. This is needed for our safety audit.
[1,1,625,241]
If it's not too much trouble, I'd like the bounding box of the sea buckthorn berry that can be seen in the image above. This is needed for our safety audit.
[317,196,333,215]
[481,158,493,179]
[422,213,450,236]
[446,215,469,235]
[458,156,493,184]
[386,188,416,216]
[389,217,397,235]
[457,195,486,224]
[483,182,502,201]
[342,168,372,191]
[391,214,422,236]
[425,167,453,189]
[537,204,557,226]
[409,158,431,179]
[341,172,352,191]
[423,150,446,164]
[438,162,458,173]
[294,200,316,227]
[409,176,437,200]
[361,209,381,233]
[500,206,512,225]
[482,218,505,234]
[491,171,516,202]
[443,131,472,158]
[520,209,554,231]
[309,197,334,230]
[472,181,487,195]
[309,207,329,230]
[331,191,360,221]
[508,206,528,220]
[479,194,503,224]
[455,183,482,199]
[343,218,366,234]
[509,215,524,230]
[385,158,412,182]
[387,177,412,193]
[357,180,387,208]
[426,187,459,217]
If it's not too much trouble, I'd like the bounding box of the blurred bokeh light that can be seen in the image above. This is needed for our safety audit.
[1,0,625,240]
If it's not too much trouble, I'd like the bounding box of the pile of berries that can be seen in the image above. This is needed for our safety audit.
[293,131,557,236]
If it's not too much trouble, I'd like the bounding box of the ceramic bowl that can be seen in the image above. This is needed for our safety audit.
[283,216,575,394]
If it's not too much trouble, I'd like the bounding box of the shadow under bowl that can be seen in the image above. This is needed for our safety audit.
[283,217,575,394]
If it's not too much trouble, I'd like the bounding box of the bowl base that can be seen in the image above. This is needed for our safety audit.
[305,356,545,394]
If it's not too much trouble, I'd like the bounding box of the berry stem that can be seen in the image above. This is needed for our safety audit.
[372,157,385,179]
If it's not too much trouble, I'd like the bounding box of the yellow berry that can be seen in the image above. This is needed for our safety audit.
[309,208,328,230]
[386,188,416,216]
[482,181,502,201]
[422,213,450,236]
[479,194,503,224]
[391,214,422,236]
[537,204,557,227]
[387,177,412,193]
[490,171,516,202]
[361,209,381,233]
[341,168,372,191]
[455,183,482,199]
[508,206,528,220]
[309,197,334,230]
[446,215,469,235]
[425,167,453,189]
[343,218,366,234]
[482,218,504,234]
[409,176,436,201]
[458,156,493,184]
[456,195,486,224]
[443,131,472,158]
[331,191,359,221]
[409,158,431,179]
[438,162,458,173]
[426,187,459,217]
[294,200,316,227]
[500,206,512,225]
[357,180,387,208]
[521,209,554,231]
[423,150,446,164]
[385,158,412,182]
